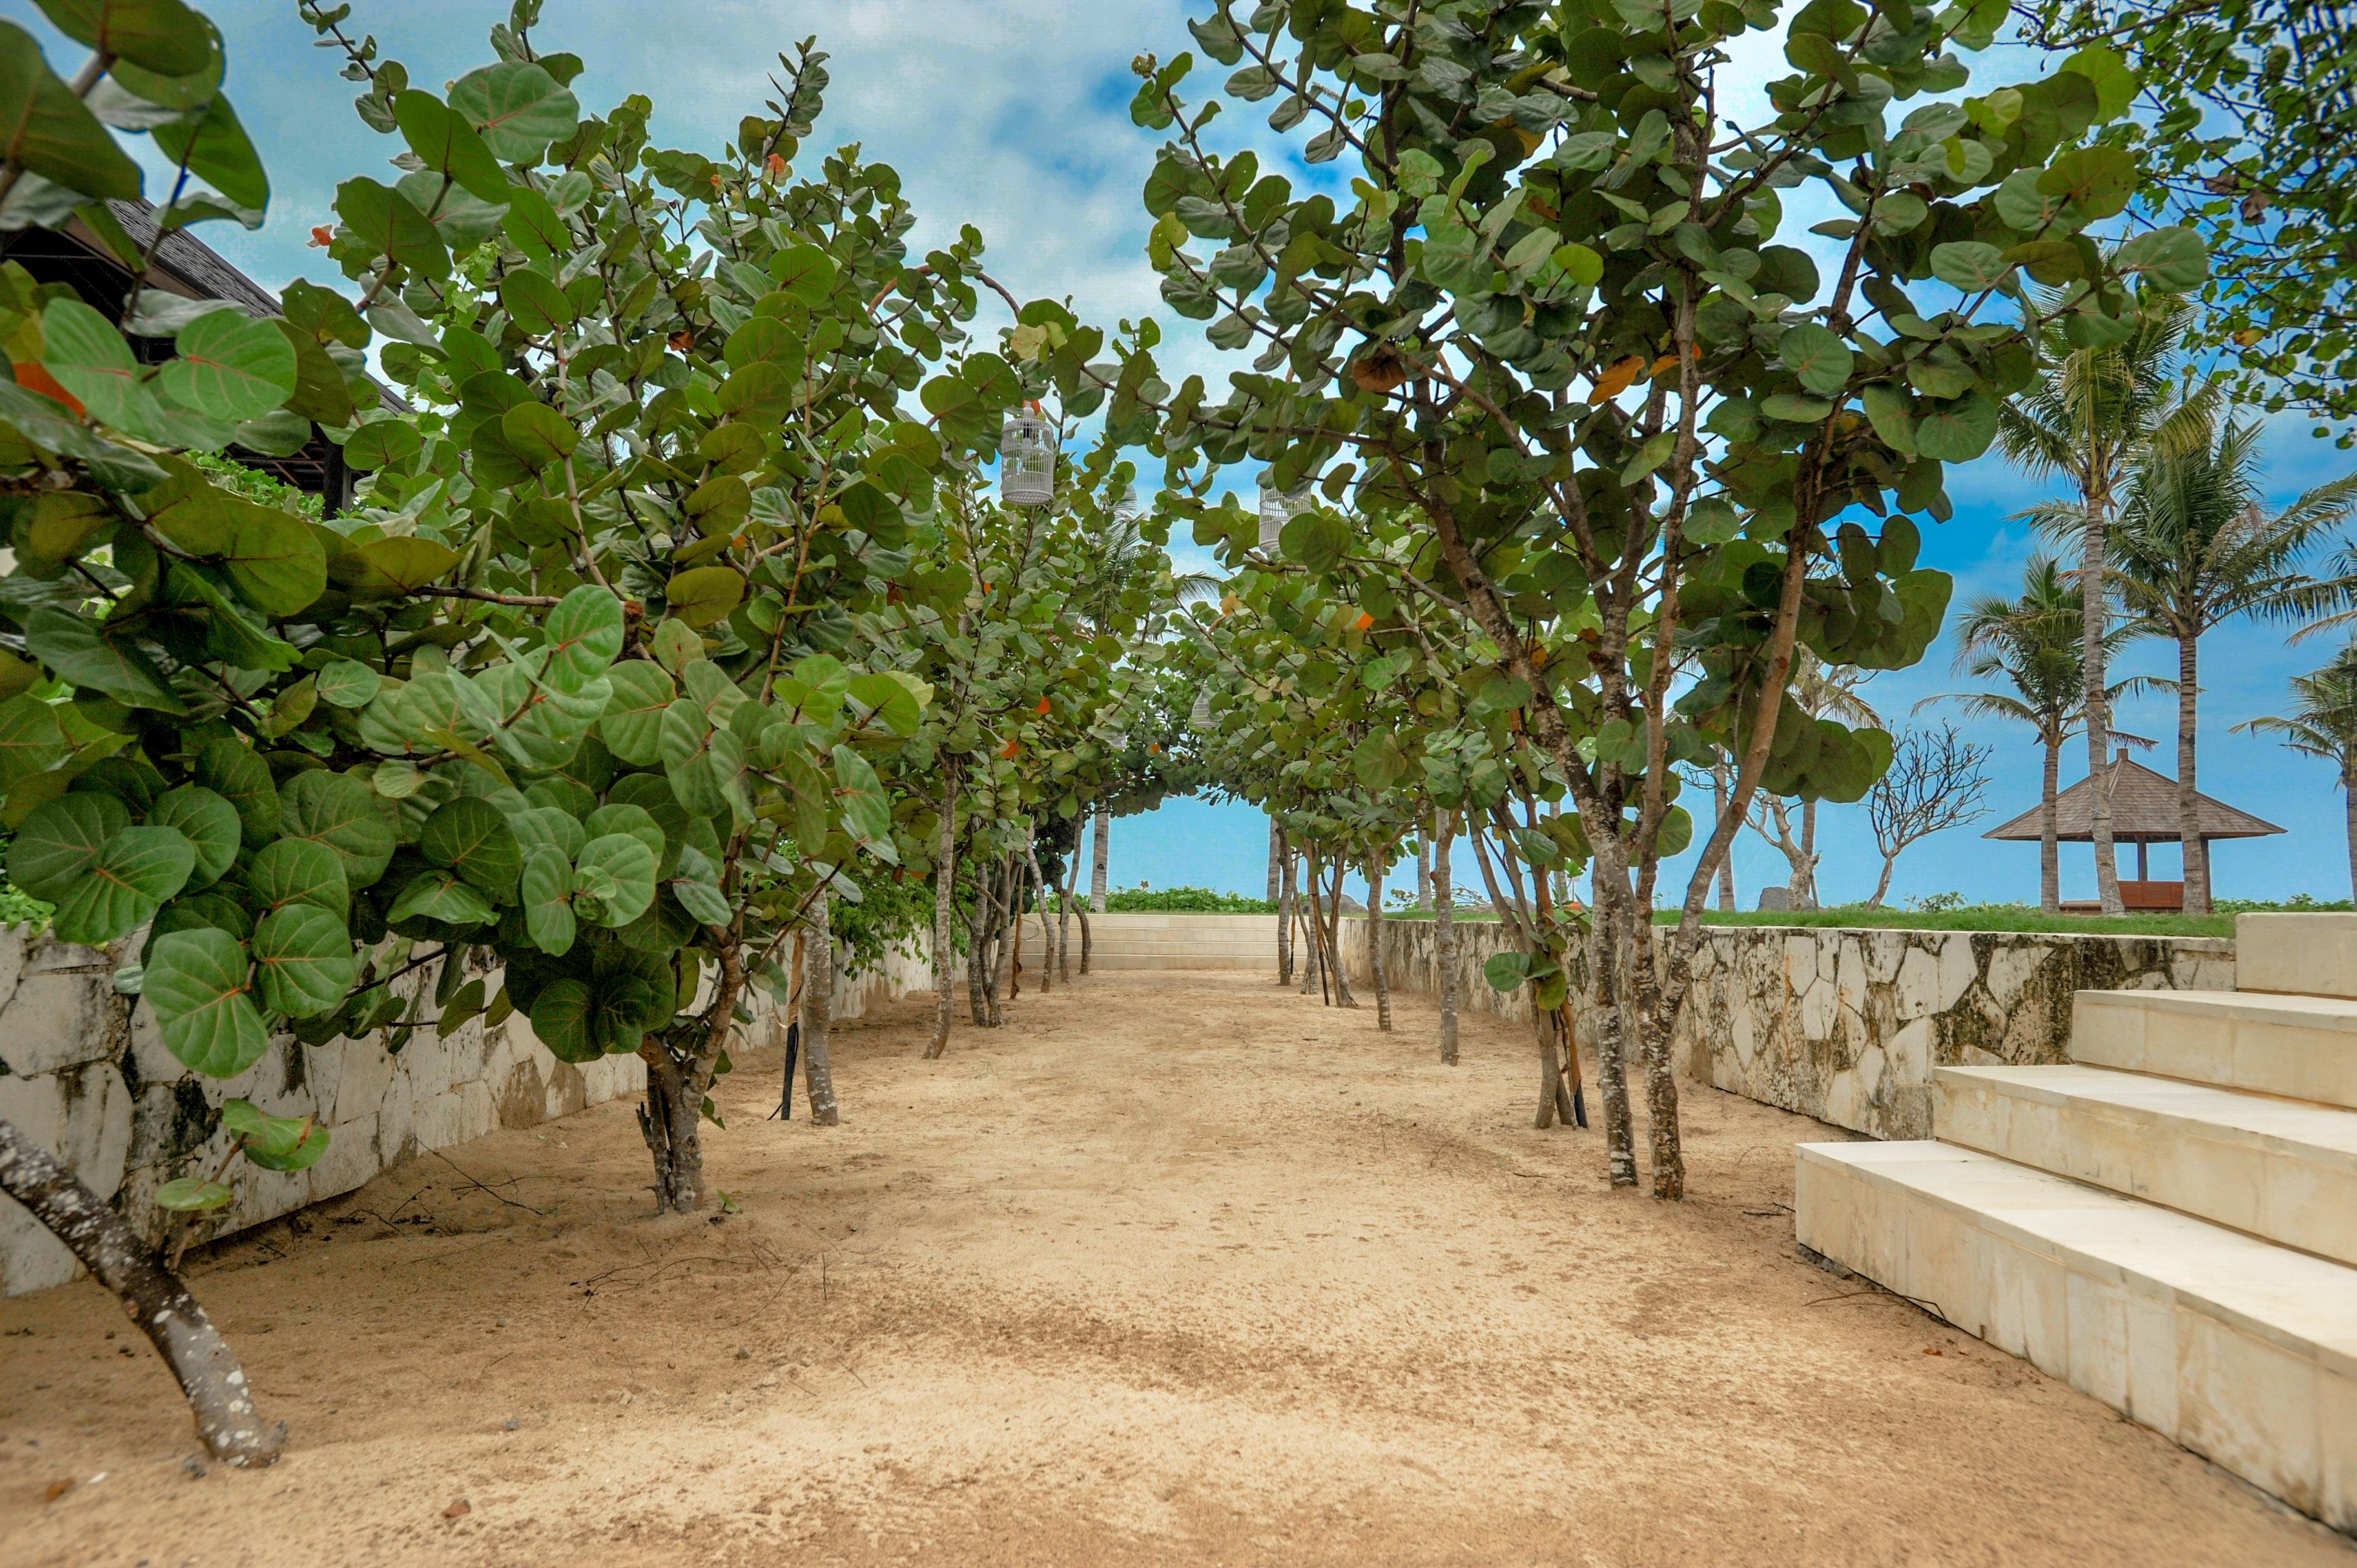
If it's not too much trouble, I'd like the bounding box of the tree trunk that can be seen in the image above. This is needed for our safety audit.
[1799,799,1819,909]
[1275,831,1295,983]
[1712,762,1737,910]
[1089,805,1111,912]
[1300,850,1327,1000]
[1367,854,1391,1031]
[1866,854,1897,910]
[1636,929,1687,1200]
[966,859,991,1027]
[1326,859,1356,1007]
[1434,811,1458,1064]
[2345,766,2357,901]
[2083,506,2124,914]
[1416,835,1432,908]
[2178,634,2209,915]
[800,891,839,1125]
[2041,736,2062,915]
[1056,839,1075,983]
[1077,899,1092,976]
[1267,818,1284,902]
[928,771,958,1059]
[636,1046,706,1210]
[1026,844,1053,993]
[989,857,1015,1025]
[0,1118,286,1467]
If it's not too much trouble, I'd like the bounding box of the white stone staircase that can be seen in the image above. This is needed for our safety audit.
[1795,914,2357,1533]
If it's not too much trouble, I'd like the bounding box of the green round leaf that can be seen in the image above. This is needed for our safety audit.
[340,420,421,473]
[542,585,625,694]
[9,791,128,900]
[23,606,186,713]
[315,657,383,709]
[665,567,745,628]
[277,768,395,888]
[0,692,66,785]
[385,869,498,928]
[50,824,193,945]
[1928,241,2009,294]
[529,977,599,1063]
[149,785,239,889]
[221,1096,331,1172]
[159,310,297,424]
[244,836,348,919]
[155,1178,234,1211]
[446,59,579,162]
[194,737,279,846]
[2116,226,2207,292]
[598,662,676,766]
[1777,323,1854,398]
[251,902,356,1019]
[420,796,522,898]
[575,832,656,927]
[519,844,577,956]
[583,802,664,864]
[500,400,579,469]
[143,927,267,1077]
[1912,390,2000,462]
[217,501,327,616]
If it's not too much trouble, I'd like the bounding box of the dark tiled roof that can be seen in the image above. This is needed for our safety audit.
[1984,753,2286,843]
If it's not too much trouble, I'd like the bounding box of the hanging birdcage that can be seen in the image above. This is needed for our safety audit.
[1258,475,1308,554]
[1000,405,1058,507]
[1190,693,1213,730]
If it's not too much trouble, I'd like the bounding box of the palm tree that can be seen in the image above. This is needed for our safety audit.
[1999,292,2208,914]
[2102,413,2357,912]
[1919,558,2155,913]
[2237,644,2357,899]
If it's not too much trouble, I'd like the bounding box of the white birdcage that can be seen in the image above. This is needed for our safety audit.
[1190,693,1213,730]
[999,405,1058,507]
[1258,475,1308,554]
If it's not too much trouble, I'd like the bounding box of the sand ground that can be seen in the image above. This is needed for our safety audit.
[0,968,2347,1567]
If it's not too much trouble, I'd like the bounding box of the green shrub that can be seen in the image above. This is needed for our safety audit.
[1103,886,1277,913]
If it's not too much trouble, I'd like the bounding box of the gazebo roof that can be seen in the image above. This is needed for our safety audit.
[1984,752,2286,844]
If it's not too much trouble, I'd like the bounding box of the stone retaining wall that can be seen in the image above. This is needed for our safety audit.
[1339,917,2235,1140]
[1,925,935,1296]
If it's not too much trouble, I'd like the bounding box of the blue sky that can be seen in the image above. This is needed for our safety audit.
[42,1,2355,906]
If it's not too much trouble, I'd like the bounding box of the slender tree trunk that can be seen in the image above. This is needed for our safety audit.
[1026,844,1053,993]
[1276,831,1295,983]
[966,860,991,1026]
[1326,859,1356,1007]
[1416,835,1432,908]
[1866,855,1897,910]
[2177,634,2209,915]
[1367,854,1391,1031]
[800,891,839,1125]
[636,1048,705,1210]
[1077,896,1093,976]
[1799,799,1819,909]
[1300,849,1327,1000]
[1089,805,1111,912]
[0,1118,286,1467]
[1712,762,1737,910]
[989,857,1015,1024]
[1056,839,1076,983]
[2083,506,2124,914]
[1267,818,1283,901]
[1434,810,1458,1064]
[2041,735,2062,914]
[928,771,958,1059]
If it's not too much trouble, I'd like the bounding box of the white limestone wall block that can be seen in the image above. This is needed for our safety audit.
[2237,912,2357,998]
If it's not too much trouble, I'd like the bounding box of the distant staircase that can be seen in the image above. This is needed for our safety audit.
[1797,914,2357,1532]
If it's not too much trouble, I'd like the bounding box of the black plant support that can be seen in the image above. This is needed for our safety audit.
[769,1021,801,1120]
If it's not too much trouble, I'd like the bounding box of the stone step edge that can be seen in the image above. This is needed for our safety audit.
[2077,987,2357,1026]
[1934,1065,2357,1170]
[1796,1140,2357,1379]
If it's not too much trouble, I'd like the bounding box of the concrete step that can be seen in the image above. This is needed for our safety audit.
[1934,1064,2357,1268]
[2237,912,2357,1000]
[2074,988,2357,1110]
[1795,1139,2357,1531]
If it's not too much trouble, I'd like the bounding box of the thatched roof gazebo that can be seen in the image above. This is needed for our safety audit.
[1983,749,2284,910]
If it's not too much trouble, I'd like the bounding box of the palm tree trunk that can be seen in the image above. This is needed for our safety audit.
[1434,810,1458,1064]
[2345,766,2357,901]
[2178,634,2209,915]
[2083,508,2125,914]
[2041,735,2062,915]
[928,770,958,1059]
[1089,805,1111,912]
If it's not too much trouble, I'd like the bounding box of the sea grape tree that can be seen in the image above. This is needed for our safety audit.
[1123,0,2200,1194]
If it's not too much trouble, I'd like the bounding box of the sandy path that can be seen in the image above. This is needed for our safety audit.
[1,968,2345,1567]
